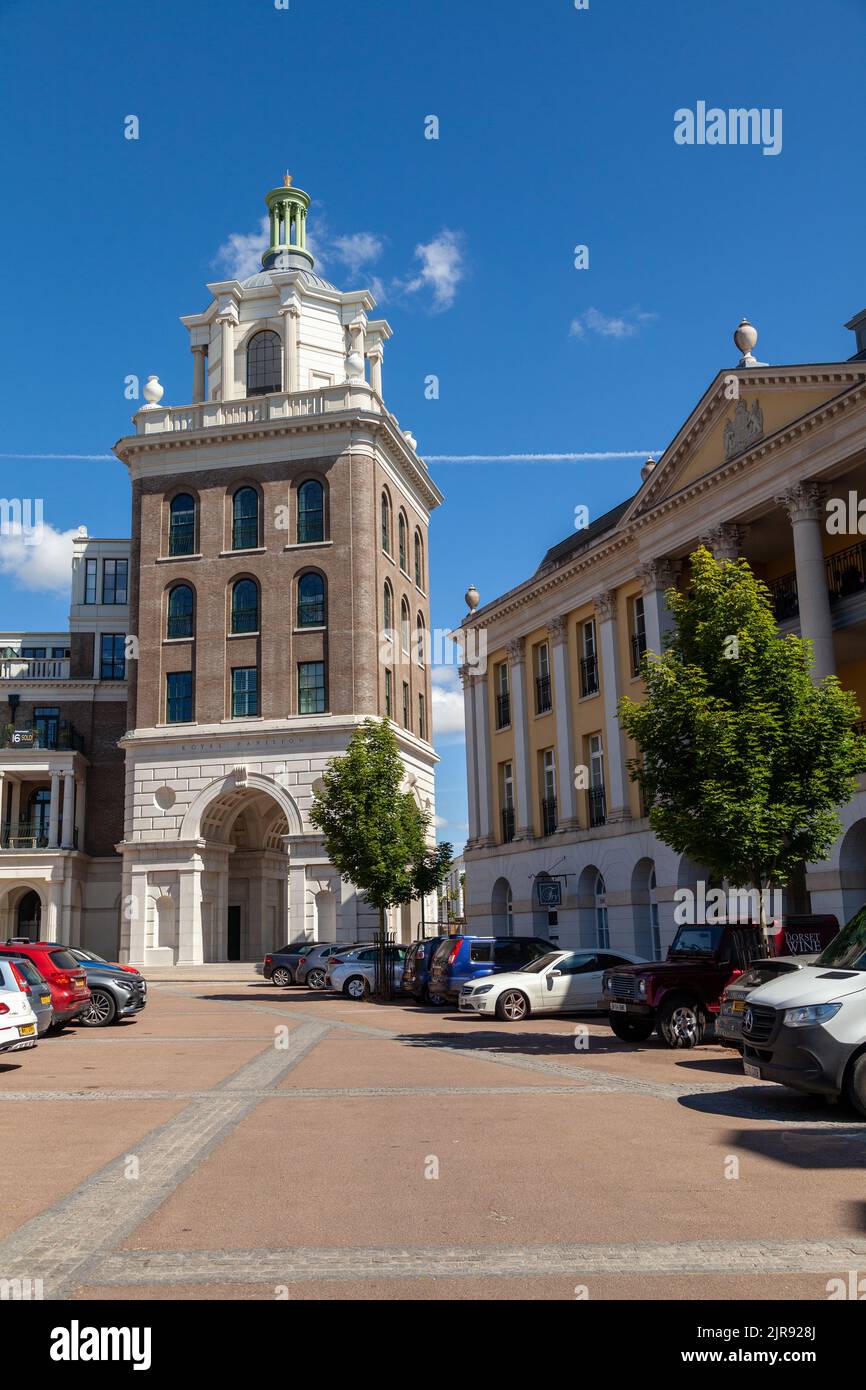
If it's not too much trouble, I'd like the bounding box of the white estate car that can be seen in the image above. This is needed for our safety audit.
[459,949,648,1022]
[0,958,39,1054]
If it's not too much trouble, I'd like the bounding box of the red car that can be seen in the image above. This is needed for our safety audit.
[0,942,90,1029]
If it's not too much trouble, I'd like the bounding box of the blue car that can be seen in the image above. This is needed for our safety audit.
[402,936,448,1005]
[429,935,556,1003]
[69,947,141,978]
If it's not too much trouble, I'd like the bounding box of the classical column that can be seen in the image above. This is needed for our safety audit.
[191,345,207,403]
[217,310,237,400]
[460,665,481,848]
[177,859,205,965]
[9,777,21,835]
[60,771,75,849]
[595,591,632,823]
[473,673,494,846]
[44,881,63,942]
[368,346,383,397]
[507,637,534,841]
[280,306,299,392]
[549,616,578,829]
[638,559,680,659]
[74,777,86,852]
[777,483,835,681]
[699,523,748,562]
[0,771,5,841]
[48,770,61,848]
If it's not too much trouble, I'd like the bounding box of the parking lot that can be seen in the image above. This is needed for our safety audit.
[2,972,866,1301]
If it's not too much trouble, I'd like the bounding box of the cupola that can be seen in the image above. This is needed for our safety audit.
[262,173,314,272]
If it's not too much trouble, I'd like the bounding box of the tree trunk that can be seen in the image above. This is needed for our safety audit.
[375,905,391,1003]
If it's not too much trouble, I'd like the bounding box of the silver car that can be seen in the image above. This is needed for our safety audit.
[5,954,53,1035]
[326,946,408,1000]
[296,943,354,990]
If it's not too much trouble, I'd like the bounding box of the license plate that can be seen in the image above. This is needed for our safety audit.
[744,1063,761,1079]
[609,1001,628,1012]
[40,995,50,1005]
[18,1023,36,1036]
[732,999,745,1013]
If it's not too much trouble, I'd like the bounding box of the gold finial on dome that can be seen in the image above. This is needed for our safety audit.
[283,171,292,187]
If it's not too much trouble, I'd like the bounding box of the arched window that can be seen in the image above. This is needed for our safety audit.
[298,572,326,627]
[247,330,282,397]
[416,612,426,665]
[167,584,194,639]
[595,873,609,949]
[414,531,424,588]
[649,868,661,960]
[400,597,410,653]
[398,513,407,571]
[231,579,259,634]
[381,491,392,554]
[232,487,259,550]
[298,480,324,544]
[383,581,394,636]
[169,494,195,556]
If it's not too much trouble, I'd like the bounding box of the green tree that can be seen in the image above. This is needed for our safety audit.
[619,546,866,930]
[310,718,453,997]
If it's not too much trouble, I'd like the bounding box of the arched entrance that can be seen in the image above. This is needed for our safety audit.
[839,819,866,924]
[197,782,293,962]
[16,889,42,938]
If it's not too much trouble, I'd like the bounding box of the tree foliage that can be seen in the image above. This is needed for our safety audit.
[619,547,866,898]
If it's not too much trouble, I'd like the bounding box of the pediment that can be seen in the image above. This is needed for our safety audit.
[622,365,865,523]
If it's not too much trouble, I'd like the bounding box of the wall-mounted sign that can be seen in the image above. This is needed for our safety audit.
[9,729,35,747]
[537,879,562,909]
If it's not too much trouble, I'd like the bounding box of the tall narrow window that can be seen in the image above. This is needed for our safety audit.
[383,581,394,637]
[231,667,259,717]
[297,572,325,627]
[100,633,126,680]
[247,330,282,396]
[580,619,599,697]
[298,661,326,714]
[232,488,259,550]
[102,559,128,604]
[381,491,392,554]
[649,868,662,960]
[535,641,552,714]
[501,762,515,843]
[398,513,407,571]
[231,579,259,634]
[418,692,426,740]
[402,680,410,729]
[84,558,98,604]
[166,671,193,723]
[167,585,194,639]
[169,494,195,556]
[297,480,324,543]
[385,669,394,717]
[495,662,510,729]
[416,613,426,665]
[400,598,410,654]
[631,595,647,675]
[414,531,424,588]
[595,873,610,949]
[541,749,557,835]
[587,733,606,828]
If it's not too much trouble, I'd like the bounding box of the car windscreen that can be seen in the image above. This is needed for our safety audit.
[816,907,866,971]
[8,957,43,986]
[521,952,565,974]
[669,927,724,955]
[46,949,79,971]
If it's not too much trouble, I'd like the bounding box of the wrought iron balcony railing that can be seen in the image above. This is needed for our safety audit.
[630,632,647,676]
[1,721,83,752]
[495,693,510,729]
[579,654,599,697]
[501,807,515,844]
[541,796,558,836]
[587,785,607,828]
[1,822,48,849]
[535,674,552,715]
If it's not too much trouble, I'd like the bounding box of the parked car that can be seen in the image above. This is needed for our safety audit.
[326,945,407,1000]
[0,942,90,1029]
[263,941,318,987]
[742,906,866,1115]
[3,954,53,1035]
[76,962,148,1027]
[402,936,448,1005]
[0,959,39,1055]
[717,955,817,1048]
[296,943,354,990]
[459,948,648,1021]
[68,947,141,977]
[429,935,556,1003]
[601,916,839,1048]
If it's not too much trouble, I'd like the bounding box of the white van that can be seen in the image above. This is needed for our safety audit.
[742,906,866,1115]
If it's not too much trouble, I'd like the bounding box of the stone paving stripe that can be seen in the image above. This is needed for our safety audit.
[0,1084,592,1102]
[93,1238,866,1284]
[0,1020,329,1299]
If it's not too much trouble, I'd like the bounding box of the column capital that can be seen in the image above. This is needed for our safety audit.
[458,663,482,688]
[638,557,680,592]
[776,481,829,524]
[549,615,569,646]
[506,636,526,666]
[594,589,617,623]
[699,523,749,561]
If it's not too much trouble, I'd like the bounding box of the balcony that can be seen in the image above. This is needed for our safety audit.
[541,796,558,836]
[535,674,552,715]
[579,654,599,697]
[134,382,386,439]
[768,542,866,624]
[495,693,510,729]
[587,785,607,828]
[2,721,83,752]
[0,657,70,680]
[630,632,647,677]
[0,822,78,851]
[501,807,515,844]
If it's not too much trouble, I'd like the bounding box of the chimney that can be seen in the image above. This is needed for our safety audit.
[844,308,866,362]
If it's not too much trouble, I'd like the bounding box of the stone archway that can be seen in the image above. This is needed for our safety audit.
[839,819,866,924]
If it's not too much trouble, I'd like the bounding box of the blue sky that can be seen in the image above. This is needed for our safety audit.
[1,0,865,851]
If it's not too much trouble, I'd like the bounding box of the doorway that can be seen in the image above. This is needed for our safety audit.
[227,905,241,961]
[16,890,42,937]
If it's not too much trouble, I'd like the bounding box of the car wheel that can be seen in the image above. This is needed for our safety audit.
[657,997,705,1048]
[271,966,293,988]
[495,989,529,1022]
[79,988,117,1028]
[422,984,446,1006]
[608,1013,655,1042]
[844,1052,866,1119]
[343,976,369,1001]
[306,968,327,990]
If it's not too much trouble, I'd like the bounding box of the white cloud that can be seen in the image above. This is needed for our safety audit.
[433,814,448,829]
[213,215,385,285]
[330,232,384,278]
[0,521,76,595]
[431,665,465,738]
[570,306,657,340]
[404,229,465,312]
[214,216,270,281]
